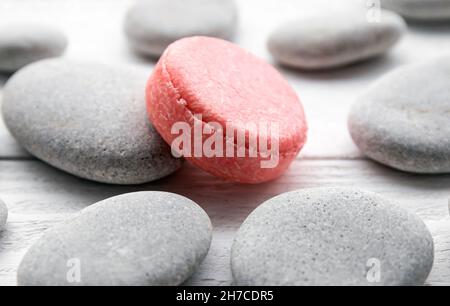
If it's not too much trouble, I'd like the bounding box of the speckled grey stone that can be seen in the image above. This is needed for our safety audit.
[348,57,450,174]
[1,59,182,184]
[231,188,434,286]
[124,0,238,57]
[0,24,68,73]
[268,10,406,70]
[0,198,7,231]
[17,192,212,286]
[382,0,450,21]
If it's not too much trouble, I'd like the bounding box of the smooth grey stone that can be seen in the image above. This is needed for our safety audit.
[382,0,450,21]
[268,10,406,70]
[2,59,182,184]
[231,188,434,286]
[0,24,68,73]
[0,198,7,230]
[348,57,450,174]
[124,0,238,57]
[17,191,212,286]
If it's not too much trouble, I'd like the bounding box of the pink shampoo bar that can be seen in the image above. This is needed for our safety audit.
[146,37,307,183]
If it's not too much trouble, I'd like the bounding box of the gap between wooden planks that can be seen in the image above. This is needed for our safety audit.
[0,159,449,286]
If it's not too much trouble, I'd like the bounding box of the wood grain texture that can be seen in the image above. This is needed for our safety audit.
[0,0,450,286]
[0,159,449,286]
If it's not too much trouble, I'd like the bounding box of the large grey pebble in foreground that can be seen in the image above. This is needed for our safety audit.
[18,192,212,286]
[349,57,450,174]
[0,198,7,230]
[124,0,238,57]
[0,24,67,73]
[231,188,434,286]
[382,0,450,21]
[2,59,182,184]
[268,10,406,70]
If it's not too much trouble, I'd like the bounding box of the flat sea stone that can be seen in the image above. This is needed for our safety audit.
[348,57,450,174]
[382,0,450,21]
[0,24,68,72]
[17,192,213,286]
[1,59,182,184]
[0,198,7,230]
[231,188,434,286]
[124,0,238,57]
[267,10,406,70]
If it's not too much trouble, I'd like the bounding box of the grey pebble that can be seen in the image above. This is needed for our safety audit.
[0,24,68,73]
[231,188,434,286]
[0,198,7,230]
[18,191,212,286]
[1,59,182,184]
[268,10,406,70]
[124,0,238,58]
[382,0,450,21]
[348,57,450,174]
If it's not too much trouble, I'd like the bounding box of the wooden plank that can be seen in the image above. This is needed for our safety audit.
[1,0,450,160]
[1,0,450,287]
[0,159,449,285]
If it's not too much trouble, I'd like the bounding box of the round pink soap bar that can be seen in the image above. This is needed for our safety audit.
[146,37,307,183]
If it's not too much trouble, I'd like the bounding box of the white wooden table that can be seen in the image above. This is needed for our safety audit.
[0,0,449,286]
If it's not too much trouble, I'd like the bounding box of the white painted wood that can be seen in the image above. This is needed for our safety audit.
[0,0,449,286]
[1,0,450,159]
[0,160,449,286]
